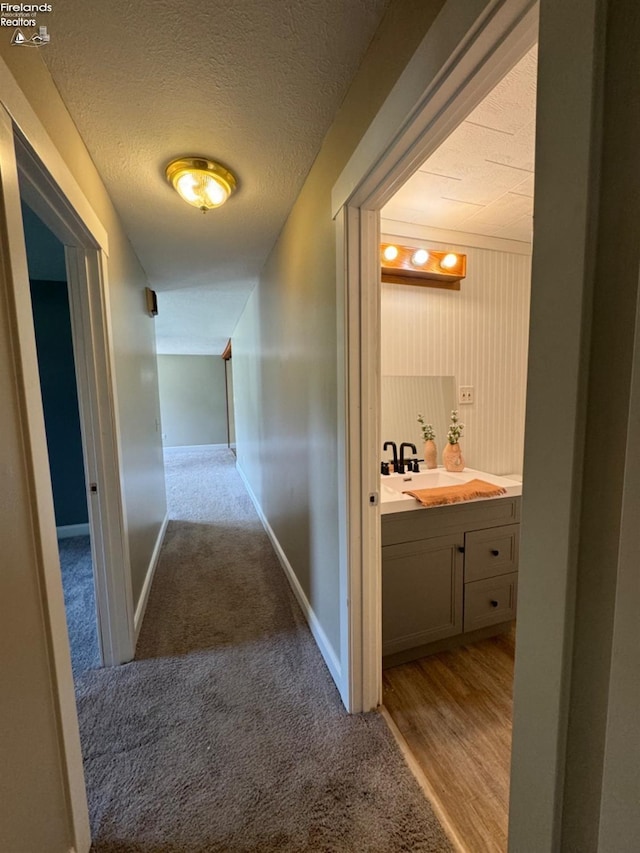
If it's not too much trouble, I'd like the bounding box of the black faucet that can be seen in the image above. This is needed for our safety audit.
[383,441,398,472]
[399,442,417,471]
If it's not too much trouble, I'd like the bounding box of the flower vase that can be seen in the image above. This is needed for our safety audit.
[423,440,437,469]
[443,442,465,472]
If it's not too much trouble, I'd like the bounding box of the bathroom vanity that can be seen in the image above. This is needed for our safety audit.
[381,468,522,667]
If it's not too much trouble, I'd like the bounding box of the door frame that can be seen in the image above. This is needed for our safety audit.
[16,129,135,668]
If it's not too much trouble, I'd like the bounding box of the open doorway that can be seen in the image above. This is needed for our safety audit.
[22,200,101,678]
[378,46,536,851]
[331,1,543,848]
[222,340,236,455]
[12,127,135,673]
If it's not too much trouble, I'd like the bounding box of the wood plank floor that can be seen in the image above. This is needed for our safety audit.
[383,628,515,853]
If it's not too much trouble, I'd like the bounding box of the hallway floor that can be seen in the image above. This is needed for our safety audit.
[75,446,451,852]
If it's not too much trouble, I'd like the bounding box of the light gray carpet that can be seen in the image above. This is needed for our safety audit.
[58,534,100,678]
[76,446,451,852]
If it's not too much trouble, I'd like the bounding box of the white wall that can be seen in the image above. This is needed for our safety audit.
[157,354,227,447]
[381,237,531,474]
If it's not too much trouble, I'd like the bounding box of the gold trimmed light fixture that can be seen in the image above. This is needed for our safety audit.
[165,157,237,212]
[380,242,467,288]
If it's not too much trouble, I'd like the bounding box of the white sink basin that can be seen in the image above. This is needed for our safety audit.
[380,466,523,514]
[381,471,463,493]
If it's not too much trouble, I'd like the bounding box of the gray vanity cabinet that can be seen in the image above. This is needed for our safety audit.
[382,497,520,663]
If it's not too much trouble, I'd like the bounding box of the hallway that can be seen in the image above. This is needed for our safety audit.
[74,446,451,852]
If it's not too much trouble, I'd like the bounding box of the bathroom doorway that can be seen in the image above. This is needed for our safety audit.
[334,0,635,846]
[375,43,536,850]
[333,0,538,709]
[331,1,544,848]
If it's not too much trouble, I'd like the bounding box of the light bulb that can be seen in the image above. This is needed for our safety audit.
[204,178,226,206]
[177,173,199,203]
[441,253,458,269]
[411,249,429,266]
[383,245,399,262]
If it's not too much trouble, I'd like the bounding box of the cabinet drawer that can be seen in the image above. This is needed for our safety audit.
[464,572,517,632]
[464,524,519,582]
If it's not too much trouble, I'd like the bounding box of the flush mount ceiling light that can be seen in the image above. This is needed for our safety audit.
[380,242,467,288]
[165,157,237,212]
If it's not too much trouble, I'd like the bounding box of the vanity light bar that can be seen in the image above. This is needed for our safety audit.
[380,242,467,287]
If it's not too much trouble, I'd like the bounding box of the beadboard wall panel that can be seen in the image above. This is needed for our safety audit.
[381,241,531,475]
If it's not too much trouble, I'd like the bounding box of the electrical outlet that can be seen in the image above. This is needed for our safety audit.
[459,386,474,404]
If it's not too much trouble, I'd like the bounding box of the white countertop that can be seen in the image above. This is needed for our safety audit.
[380,466,523,515]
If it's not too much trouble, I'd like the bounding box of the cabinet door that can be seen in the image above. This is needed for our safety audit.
[382,533,464,656]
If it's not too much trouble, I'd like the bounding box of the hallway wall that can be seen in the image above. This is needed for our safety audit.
[233,0,446,671]
[157,354,228,447]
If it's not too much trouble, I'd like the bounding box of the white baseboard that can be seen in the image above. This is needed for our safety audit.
[236,463,342,688]
[134,512,169,641]
[56,523,90,539]
[163,442,228,449]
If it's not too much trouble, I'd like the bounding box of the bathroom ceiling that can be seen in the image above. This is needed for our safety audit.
[39,0,392,354]
[383,46,537,244]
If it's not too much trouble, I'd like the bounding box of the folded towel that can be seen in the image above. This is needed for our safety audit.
[403,478,507,508]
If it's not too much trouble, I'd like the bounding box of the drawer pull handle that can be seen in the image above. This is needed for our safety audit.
[491,549,500,556]
[458,546,465,553]
[490,600,499,608]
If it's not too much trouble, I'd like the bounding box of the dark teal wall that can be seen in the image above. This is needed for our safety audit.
[29,280,88,527]
[23,202,88,528]
[21,203,67,281]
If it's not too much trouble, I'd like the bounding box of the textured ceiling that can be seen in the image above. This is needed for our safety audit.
[40,0,391,353]
[383,46,537,243]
